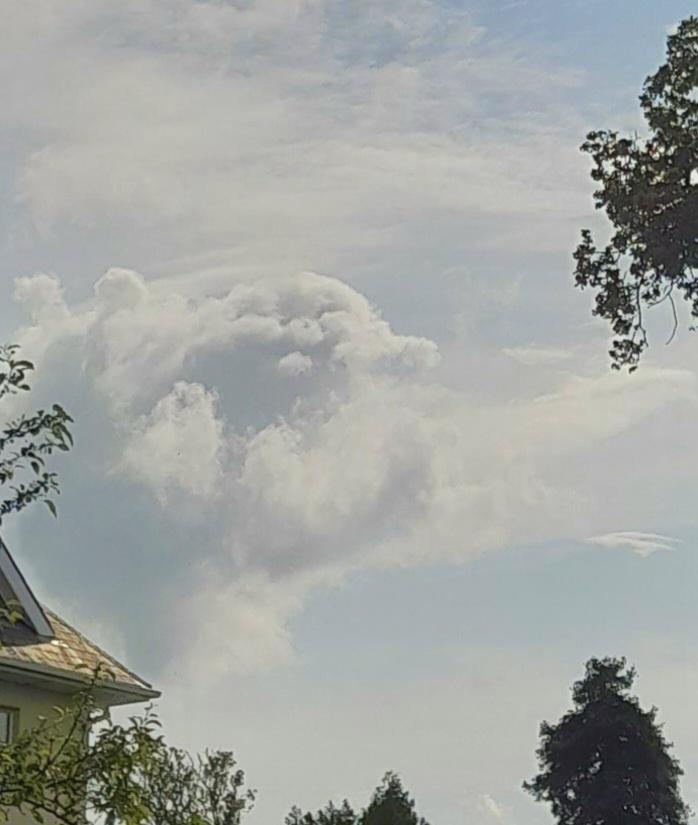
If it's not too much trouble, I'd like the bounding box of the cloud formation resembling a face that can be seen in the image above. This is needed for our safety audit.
[11,266,697,682]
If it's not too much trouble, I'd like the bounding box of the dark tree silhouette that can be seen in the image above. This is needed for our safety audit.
[361,773,429,825]
[286,772,429,825]
[574,17,698,370]
[525,657,689,825]
[285,800,357,825]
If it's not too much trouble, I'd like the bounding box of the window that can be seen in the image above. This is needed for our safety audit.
[0,708,18,744]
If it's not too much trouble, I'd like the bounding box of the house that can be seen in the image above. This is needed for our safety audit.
[0,536,159,823]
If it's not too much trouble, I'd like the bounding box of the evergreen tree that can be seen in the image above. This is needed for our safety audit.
[285,773,429,825]
[286,800,357,825]
[285,806,313,825]
[322,801,357,825]
[525,657,689,825]
[360,773,429,825]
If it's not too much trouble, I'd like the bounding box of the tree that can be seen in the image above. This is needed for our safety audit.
[135,746,253,825]
[361,773,429,825]
[524,657,689,825]
[285,800,357,825]
[0,350,253,824]
[574,17,698,370]
[0,680,254,825]
[0,344,73,521]
[285,806,312,825]
[286,773,429,825]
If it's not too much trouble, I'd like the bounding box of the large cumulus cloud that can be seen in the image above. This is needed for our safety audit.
[9,267,696,682]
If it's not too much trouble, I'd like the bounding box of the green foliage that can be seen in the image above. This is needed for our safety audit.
[0,344,73,522]
[134,745,254,825]
[0,681,253,825]
[524,657,690,825]
[285,800,356,825]
[361,773,429,825]
[574,17,698,369]
[286,772,429,825]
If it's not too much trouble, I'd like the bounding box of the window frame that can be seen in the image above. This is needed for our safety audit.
[0,706,19,745]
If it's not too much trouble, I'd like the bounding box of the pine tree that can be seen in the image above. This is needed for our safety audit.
[285,774,429,825]
[321,801,357,825]
[285,806,316,825]
[286,800,357,825]
[360,773,429,825]
[525,657,690,825]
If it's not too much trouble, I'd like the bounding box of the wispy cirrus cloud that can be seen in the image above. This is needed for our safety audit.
[587,531,682,557]
[1,0,590,286]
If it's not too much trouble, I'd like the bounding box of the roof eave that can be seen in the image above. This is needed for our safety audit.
[0,658,160,706]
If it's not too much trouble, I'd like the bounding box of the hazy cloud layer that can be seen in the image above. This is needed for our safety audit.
[0,0,592,291]
[503,345,573,367]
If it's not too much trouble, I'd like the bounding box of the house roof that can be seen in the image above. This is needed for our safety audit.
[0,538,53,637]
[0,537,159,706]
[0,608,160,705]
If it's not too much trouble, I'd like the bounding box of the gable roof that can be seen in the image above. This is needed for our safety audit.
[0,608,160,705]
[0,537,53,637]
[0,538,159,706]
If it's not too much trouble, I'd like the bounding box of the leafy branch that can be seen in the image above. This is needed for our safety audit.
[574,17,698,369]
[0,345,73,523]
[0,675,254,825]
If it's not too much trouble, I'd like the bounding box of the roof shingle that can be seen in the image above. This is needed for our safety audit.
[0,608,158,701]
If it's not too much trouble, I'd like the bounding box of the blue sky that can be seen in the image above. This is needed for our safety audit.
[4,1,698,823]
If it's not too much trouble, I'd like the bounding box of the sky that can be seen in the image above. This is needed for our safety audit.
[3,0,698,822]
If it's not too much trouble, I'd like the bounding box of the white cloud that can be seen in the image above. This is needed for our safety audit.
[3,5,698,824]
[1,0,590,276]
[176,572,305,679]
[13,273,69,324]
[277,352,313,376]
[4,0,695,690]
[479,794,505,821]
[70,267,438,416]
[119,381,224,503]
[503,345,573,367]
[12,266,698,678]
[587,531,681,557]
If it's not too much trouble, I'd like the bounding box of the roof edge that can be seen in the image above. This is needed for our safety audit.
[0,538,53,638]
[0,658,161,705]
[43,608,156,697]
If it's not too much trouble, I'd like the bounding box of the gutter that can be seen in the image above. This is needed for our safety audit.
[0,658,161,706]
